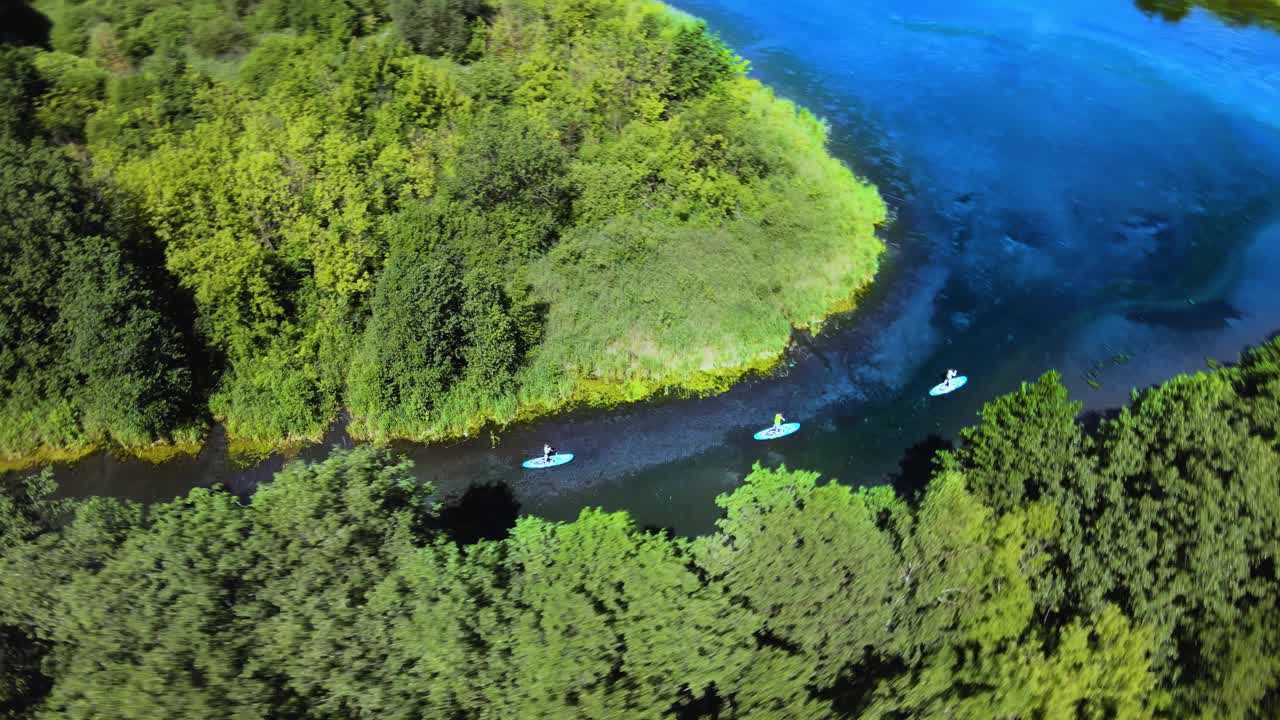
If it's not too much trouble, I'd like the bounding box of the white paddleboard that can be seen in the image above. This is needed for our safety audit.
[929,376,968,396]
[522,453,574,469]
[754,422,800,440]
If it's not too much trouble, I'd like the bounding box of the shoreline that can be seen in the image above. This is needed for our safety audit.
[271,245,883,460]
[0,255,885,474]
[0,437,205,474]
[11,193,1274,476]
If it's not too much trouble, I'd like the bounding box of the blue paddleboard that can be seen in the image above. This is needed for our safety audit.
[754,422,800,441]
[929,376,968,396]
[522,453,574,469]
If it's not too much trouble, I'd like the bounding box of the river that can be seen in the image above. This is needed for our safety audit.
[49,0,1280,536]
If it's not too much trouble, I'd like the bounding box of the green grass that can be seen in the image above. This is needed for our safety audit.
[0,424,206,473]
[371,81,886,443]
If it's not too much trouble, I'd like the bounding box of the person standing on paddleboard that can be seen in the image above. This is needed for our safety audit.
[543,443,556,461]
[942,369,958,388]
[773,412,786,428]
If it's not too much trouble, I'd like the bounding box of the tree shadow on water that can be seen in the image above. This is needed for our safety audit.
[640,524,677,541]
[435,483,521,545]
[887,434,953,501]
[1135,0,1280,33]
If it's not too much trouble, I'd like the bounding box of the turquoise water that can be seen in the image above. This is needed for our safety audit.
[52,0,1280,535]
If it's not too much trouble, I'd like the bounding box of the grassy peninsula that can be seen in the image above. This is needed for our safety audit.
[0,0,885,466]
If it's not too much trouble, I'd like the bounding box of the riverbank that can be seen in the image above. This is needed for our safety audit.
[232,262,884,465]
[0,433,205,474]
[1,242,885,472]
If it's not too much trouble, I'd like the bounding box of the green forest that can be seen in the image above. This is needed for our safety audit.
[0,0,885,466]
[2,337,1277,719]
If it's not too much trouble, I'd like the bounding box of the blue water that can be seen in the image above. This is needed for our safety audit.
[53,1,1280,535]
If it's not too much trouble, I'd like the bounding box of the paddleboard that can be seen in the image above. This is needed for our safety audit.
[929,376,968,396]
[754,422,800,441]
[522,453,574,469]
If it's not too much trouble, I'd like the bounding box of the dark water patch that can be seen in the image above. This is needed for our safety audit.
[792,328,835,371]
[1001,210,1054,249]
[639,524,679,540]
[1112,211,1175,258]
[888,434,954,501]
[434,483,521,545]
[946,221,973,253]
[1126,298,1244,330]
[934,268,986,317]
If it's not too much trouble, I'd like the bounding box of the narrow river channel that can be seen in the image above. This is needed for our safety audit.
[52,0,1280,535]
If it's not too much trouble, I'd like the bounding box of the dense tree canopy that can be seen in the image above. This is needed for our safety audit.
[1,338,1277,718]
[5,1,1274,712]
[0,48,195,463]
[0,0,885,463]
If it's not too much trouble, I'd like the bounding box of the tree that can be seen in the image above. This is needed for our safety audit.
[0,448,440,719]
[0,471,110,720]
[892,472,1034,659]
[363,537,507,718]
[242,448,435,718]
[390,0,484,57]
[1135,0,1280,34]
[32,489,265,720]
[941,371,1092,513]
[695,464,905,690]
[0,131,193,455]
[939,371,1096,616]
[1079,370,1280,711]
[0,136,76,451]
[58,236,193,445]
[459,269,524,394]
[0,45,195,456]
[864,605,1161,720]
[863,474,1161,719]
[346,240,467,439]
[485,509,758,719]
[1182,600,1280,719]
[1237,336,1280,439]
[664,21,737,104]
[448,108,570,220]
[31,51,106,141]
[247,0,384,39]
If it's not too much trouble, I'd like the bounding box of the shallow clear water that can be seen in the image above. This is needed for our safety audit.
[49,0,1280,535]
